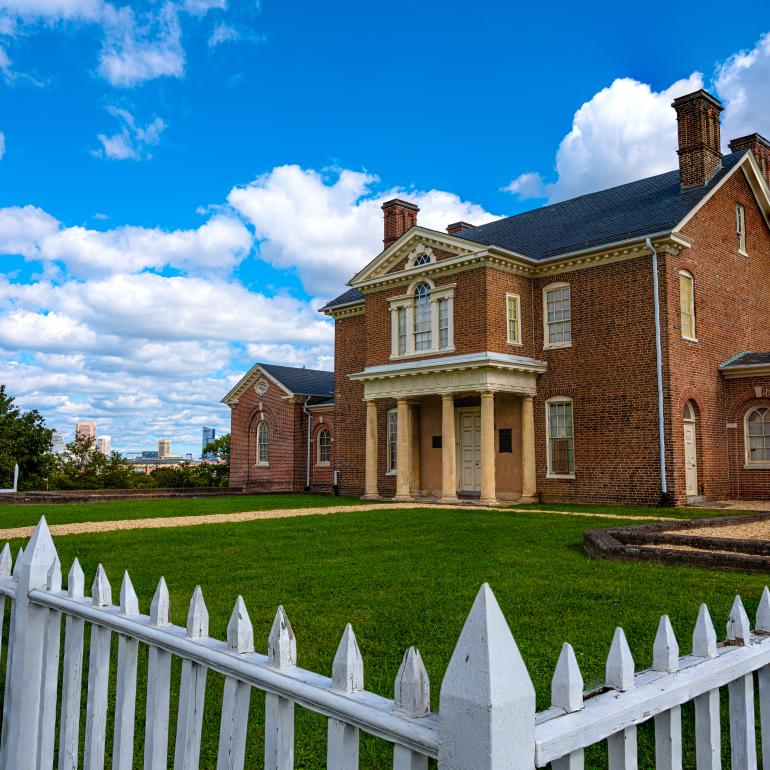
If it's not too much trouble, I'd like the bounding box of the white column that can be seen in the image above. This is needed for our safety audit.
[521,395,537,501]
[364,401,378,499]
[480,392,496,503]
[410,402,421,496]
[395,399,412,501]
[441,394,459,502]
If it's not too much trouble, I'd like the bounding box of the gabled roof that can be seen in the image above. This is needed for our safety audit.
[321,287,364,311]
[221,362,334,405]
[456,152,745,259]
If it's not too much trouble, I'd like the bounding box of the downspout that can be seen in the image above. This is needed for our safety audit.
[646,238,673,506]
[302,397,312,491]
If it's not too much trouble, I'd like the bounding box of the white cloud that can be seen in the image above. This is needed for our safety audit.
[0,205,251,275]
[228,165,499,294]
[208,21,238,47]
[505,74,704,203]
[0,0,105,22]
[93,106,166,160]
[502,171,546,200]
[0,131,4,160]
[716,32,770,143]
[98,3,185,87]
[183,0,226,15]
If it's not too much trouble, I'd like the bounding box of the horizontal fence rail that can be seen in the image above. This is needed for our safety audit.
[1,517,770,769]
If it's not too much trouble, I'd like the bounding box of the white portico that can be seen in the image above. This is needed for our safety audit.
[350,351,547,504]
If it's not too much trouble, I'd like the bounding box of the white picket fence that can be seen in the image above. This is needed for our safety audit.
[1,518,770,769]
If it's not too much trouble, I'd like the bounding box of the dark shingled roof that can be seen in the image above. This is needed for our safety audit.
[721,352,770,369]
[260,363,334,397]
[321,287,364,311]
[322,152,747,309]
[456,152,745,259]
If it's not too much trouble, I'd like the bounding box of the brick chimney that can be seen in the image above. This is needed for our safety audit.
[672,90,724,190]
[447,221,474,236]
[729,133,770,186]
[382,199,419,248]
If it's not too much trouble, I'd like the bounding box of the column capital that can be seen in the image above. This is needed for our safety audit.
[480,390,496,399]
[441,393,455,402]
[522,393,534,402]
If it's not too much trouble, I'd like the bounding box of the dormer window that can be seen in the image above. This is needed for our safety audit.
[389,279,455,359]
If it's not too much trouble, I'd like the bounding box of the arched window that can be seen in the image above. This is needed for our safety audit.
[413,282,432,351]
[256,421,269,465]
[413,254,431,266]
[317,428,331,466]
[684,400,697,423]
[746,407,770,465]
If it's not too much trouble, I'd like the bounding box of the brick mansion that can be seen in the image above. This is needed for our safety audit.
[224,89,770,505]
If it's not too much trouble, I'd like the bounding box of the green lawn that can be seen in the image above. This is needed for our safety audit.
[4,503,767,768]
[0,493,364,529]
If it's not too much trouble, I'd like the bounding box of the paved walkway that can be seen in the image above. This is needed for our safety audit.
[0,503,680,541]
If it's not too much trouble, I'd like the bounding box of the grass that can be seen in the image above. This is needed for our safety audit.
[0,493,364,529]
[4,502,768,768]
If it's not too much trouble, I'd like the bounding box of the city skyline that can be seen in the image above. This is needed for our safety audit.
[0,2,767,456]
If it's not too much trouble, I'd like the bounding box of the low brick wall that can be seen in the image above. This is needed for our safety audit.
[0,487,246,505]
[584,512,770,572]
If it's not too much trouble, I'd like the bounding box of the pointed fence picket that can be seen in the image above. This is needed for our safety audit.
[6,519,770,769]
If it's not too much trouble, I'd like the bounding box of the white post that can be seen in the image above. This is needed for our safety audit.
[38,557,63,770]
[265,606,296,770]
[145,578,172,770]
[550,643,584,770]
[393,647,430,770]
[327,624,363,770]
[605,628,637,770]
[3,518,57,770]
[727,597,757,770]
[692,604,720,770]
[652,616,682,770]
[113,572,140,770]
[438,584,535,770]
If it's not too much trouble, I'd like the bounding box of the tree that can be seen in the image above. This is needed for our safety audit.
[0,385,54,490]
[50,436,143,490]
[202,433,230,463]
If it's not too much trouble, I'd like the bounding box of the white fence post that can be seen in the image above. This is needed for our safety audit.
[393,647,430,770]
[38,556,63,770]
[692,604,720,770]
[727,596,757,770]
[605,627,637,770]
[550,643,584,770]
[438,584,535,770]
[2,518,57,770]
[145,577,173,770]
[327,624,363,770]
[265,605,296,770]
[113,572,140,770]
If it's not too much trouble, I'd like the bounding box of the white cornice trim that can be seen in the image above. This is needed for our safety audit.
[221,364,293,406]
[350,351,548,381]
[720,363,770,379]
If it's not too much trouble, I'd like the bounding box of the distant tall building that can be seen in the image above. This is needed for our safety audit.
[202,426,216,459]
[96,436,111,454]
[158,439,171,459]
[51,430,66,455]
[76,422,96,440]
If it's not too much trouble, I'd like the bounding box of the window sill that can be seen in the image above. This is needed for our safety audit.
[507,340,523,347]
[739,250,748,257]
[316,462,331,468]
[546,473,575,480]
[390,347,456,361]
[256,462,270,468]
[682,336,699,343]
[543,342,573,351]
[385,470,397,477]
[745,464,770,470]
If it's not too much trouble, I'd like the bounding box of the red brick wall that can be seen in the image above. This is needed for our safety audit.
[665,168,770,503]
[333,313,367,495]
[724,378,770,499]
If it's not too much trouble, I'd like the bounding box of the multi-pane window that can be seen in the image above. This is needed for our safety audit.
[256,421,269,465]
[737,204,747,254]
[746,407,770,464]
[547,399,574,476]
[506,293,521,344]
[438,298,449,349]
[413,254,431,266]
[679,271,696,340]
[397,307,407,355]
[387,409,398,473]
[545,285,571,346]
[317,428,331,465]
[413,283,432,351]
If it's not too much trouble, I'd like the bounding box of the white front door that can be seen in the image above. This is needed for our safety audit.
[684,421,698,496]
[458,409,481,493]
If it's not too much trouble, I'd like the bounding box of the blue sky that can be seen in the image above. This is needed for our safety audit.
[0,0,768,457]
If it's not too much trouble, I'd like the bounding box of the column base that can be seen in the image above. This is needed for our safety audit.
[439,496,460,505]
[393,494,413,502]
[518,495,537,504]
[361,493,381,501]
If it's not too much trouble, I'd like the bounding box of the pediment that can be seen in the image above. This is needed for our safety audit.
[349,226,483,287]
[221,363,292,406]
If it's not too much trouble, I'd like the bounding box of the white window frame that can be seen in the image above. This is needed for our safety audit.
[386,409,398,475]
[316,427,331,467]
[679,270,697,342]
[543,283,572,350]
[256,420,269,466]
[737,203,747,256]
[405,244,435,269]
[506,292,522,345]
[745,406,770,469]
[545,396,575,479]
[389,280,455,359]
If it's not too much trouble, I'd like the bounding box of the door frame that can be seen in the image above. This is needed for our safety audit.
[683,402,698,497]
[456,407,481,493]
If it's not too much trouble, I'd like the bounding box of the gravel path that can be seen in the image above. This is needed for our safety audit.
[0,503,678,541]
[675,520,770,541]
